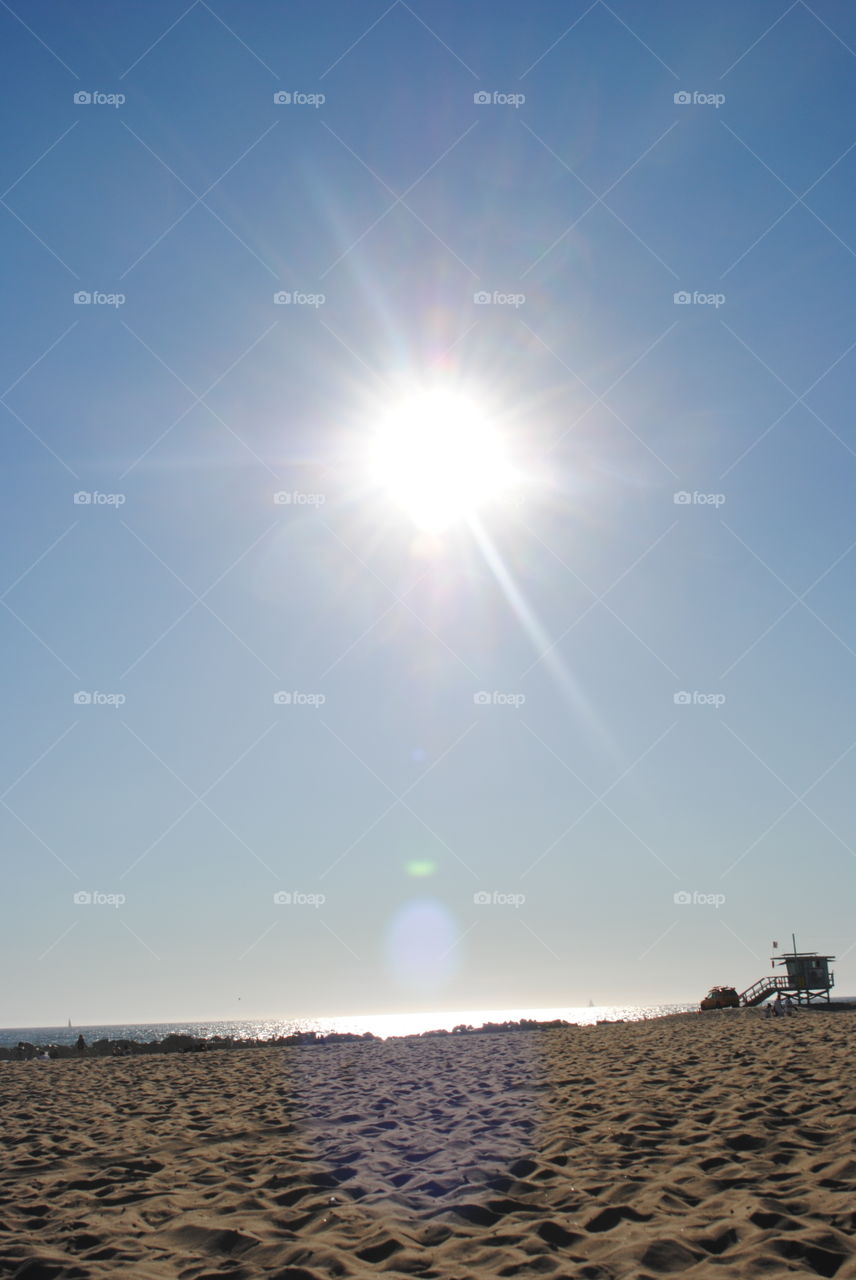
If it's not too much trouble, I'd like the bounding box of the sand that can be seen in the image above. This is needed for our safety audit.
[2,1010,855,1279]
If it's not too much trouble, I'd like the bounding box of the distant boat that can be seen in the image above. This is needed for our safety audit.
[67,1018,72,1028]
[588,1000,594,1007]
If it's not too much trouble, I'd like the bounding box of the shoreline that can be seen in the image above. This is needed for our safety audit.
[1,1015,618,1060]
[4,1001,852,1061]
[0,1001,701,1046]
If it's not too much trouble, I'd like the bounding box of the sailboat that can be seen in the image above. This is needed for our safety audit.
[67,1018,72,1028]
[588,1000,594,1008]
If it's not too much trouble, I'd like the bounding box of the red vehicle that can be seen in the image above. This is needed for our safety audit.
[700,986,740,1011]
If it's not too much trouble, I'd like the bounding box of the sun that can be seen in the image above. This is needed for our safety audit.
[369,387,518,534]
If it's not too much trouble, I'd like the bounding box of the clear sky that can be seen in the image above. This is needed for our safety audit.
[2,1,854,1027]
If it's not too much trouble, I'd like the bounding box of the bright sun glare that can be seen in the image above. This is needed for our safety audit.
[370,388,517,534]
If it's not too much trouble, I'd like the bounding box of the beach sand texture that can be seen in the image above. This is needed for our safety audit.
[2,1011,855,1279]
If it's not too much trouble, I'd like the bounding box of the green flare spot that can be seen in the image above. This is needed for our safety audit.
[406,860,436,878]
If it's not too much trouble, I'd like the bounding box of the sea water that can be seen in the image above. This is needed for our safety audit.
[0,1003,697,1047]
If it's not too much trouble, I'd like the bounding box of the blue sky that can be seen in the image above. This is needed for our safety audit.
[1,0,854,1027]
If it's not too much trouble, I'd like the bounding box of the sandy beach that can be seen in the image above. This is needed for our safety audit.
[2,1010,855,1279]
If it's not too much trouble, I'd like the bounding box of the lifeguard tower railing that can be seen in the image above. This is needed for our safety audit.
[739,975,790,1006]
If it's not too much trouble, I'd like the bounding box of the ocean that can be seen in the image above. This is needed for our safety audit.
[7,998,853,1048]
[0,1003,698,1047]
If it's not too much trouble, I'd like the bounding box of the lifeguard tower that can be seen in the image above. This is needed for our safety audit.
[739,936,835,1007]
